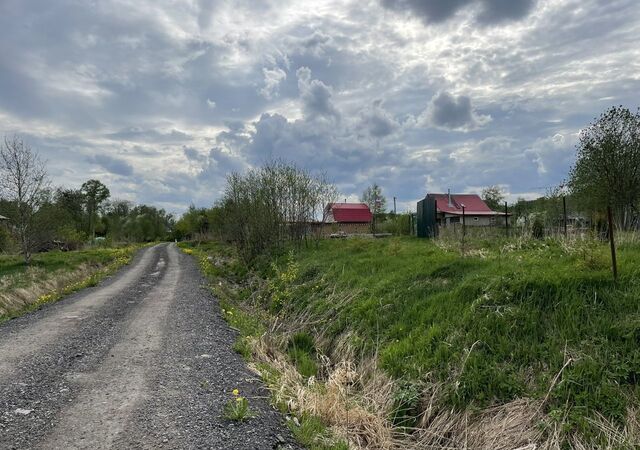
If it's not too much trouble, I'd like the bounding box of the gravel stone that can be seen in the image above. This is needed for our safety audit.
[0,243,303,449]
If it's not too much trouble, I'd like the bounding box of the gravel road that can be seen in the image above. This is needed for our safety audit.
[0,243,302,449]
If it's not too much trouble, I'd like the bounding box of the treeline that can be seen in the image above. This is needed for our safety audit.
[0,136,173,262]
[175,161,337,262]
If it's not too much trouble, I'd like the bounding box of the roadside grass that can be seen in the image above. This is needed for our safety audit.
[179,241,351,450]
[182,236,640,448]
[0,245,140,322]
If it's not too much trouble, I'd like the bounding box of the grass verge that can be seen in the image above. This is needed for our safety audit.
[182,236,640,449]
[0,245,141,323]
[179,241,350,450]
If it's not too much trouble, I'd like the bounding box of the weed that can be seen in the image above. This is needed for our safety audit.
[223,389,253,422]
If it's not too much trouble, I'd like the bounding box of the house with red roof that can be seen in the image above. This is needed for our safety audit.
[323,202,373,234]
[427,192,508,227]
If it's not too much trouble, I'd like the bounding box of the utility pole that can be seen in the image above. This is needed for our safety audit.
[563,196,568,238]
[607,205,618,282]
[504,201,509,237]
[461,204,466,255]
[393,196,397,214]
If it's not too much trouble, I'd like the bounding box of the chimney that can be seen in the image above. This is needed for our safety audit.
[448,189,452,207]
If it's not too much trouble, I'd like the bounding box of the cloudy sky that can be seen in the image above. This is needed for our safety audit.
[1,0,639,214]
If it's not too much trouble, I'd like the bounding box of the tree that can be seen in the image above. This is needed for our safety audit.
[0,136,49,264]
[361,183,387,215]
[54,188,86,232]
[569,106,640,229]
[81,179,110,242]
[481,185,505,211]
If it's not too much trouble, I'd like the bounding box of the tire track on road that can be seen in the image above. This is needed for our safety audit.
[0,244,158,381]
[0,245,166,449]
[38,244,181,449]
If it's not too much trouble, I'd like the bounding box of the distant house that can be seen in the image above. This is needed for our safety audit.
[323,202,373,234]
[427,192,508,227]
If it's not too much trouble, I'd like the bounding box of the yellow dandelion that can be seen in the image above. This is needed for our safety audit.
[236,397,243,402]
[232,389,239,396]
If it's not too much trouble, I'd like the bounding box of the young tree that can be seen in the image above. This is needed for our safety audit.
[361,183,387,214]
[0,136,49,264]
[81,179,110,242]
[569,106,640,229]
[481,185,505,211]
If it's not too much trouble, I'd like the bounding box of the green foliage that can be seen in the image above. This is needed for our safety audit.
[260,236,640,442]
[361,183,387,214]
[0,225,15,253]
[569,105,640,229]
[267,251,299,312]
[287,414,349,450]
[81,179,110,241]
[223,390,253,422]
[481,185,505,211]
[377,213,413,235]
[0,245,137,321]
[532,214,545,239]
[287,332,318,378]
[391,380,421,428]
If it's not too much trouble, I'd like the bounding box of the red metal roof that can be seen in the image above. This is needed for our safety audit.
[427,193,498,216]
[327,203,373,223]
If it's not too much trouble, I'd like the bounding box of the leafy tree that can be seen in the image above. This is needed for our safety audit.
[481,185,505,211]
[54,188,86,232]
[361,183,387,214]
[0,136,49,263]
[81,179,110,241]
[569,106,640,229]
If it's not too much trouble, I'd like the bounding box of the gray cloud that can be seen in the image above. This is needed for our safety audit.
[422,91,491,131]
[1,0,639,214]
[359,101,400,138]
[105,128,192,143]
[87,154,134,176]
[381,0,536,25]
[296,67,339,121]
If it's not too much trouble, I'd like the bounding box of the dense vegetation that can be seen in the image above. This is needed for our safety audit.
[0,137,174,261]
[186,235,640,447]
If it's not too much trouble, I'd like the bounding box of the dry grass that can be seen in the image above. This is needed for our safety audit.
[247,329,639,450]
[0,263,96,316]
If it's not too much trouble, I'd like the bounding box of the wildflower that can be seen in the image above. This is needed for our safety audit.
[232,389,239,396]
[236,397,243,402]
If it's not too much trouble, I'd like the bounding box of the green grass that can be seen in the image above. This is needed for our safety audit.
[183,235,640,445]
[287,414,349,450]
[179,240,349,450]
[0,245,139,322]
[0,248,133,288]
[263,236,640,441]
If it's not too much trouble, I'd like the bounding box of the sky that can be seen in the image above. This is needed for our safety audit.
[1,0,639,214]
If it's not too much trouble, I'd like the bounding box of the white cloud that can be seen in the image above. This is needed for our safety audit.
[0,0,639,213]
[259,67,287,99]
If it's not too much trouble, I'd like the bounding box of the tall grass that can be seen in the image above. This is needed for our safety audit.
[0,246,138,320]
[186,235,640,448]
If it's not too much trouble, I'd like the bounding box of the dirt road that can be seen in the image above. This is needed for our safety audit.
[0,243,300,449]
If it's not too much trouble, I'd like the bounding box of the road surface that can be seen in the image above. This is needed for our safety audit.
[0,243,300,449]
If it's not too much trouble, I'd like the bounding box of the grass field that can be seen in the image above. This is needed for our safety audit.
[184,235,640,448]
[0,246,139,321]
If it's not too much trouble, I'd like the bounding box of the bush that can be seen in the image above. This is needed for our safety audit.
[0,226,16,253]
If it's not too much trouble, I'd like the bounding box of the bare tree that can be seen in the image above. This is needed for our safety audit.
[221,161,337,262]
[0,136,49,264]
